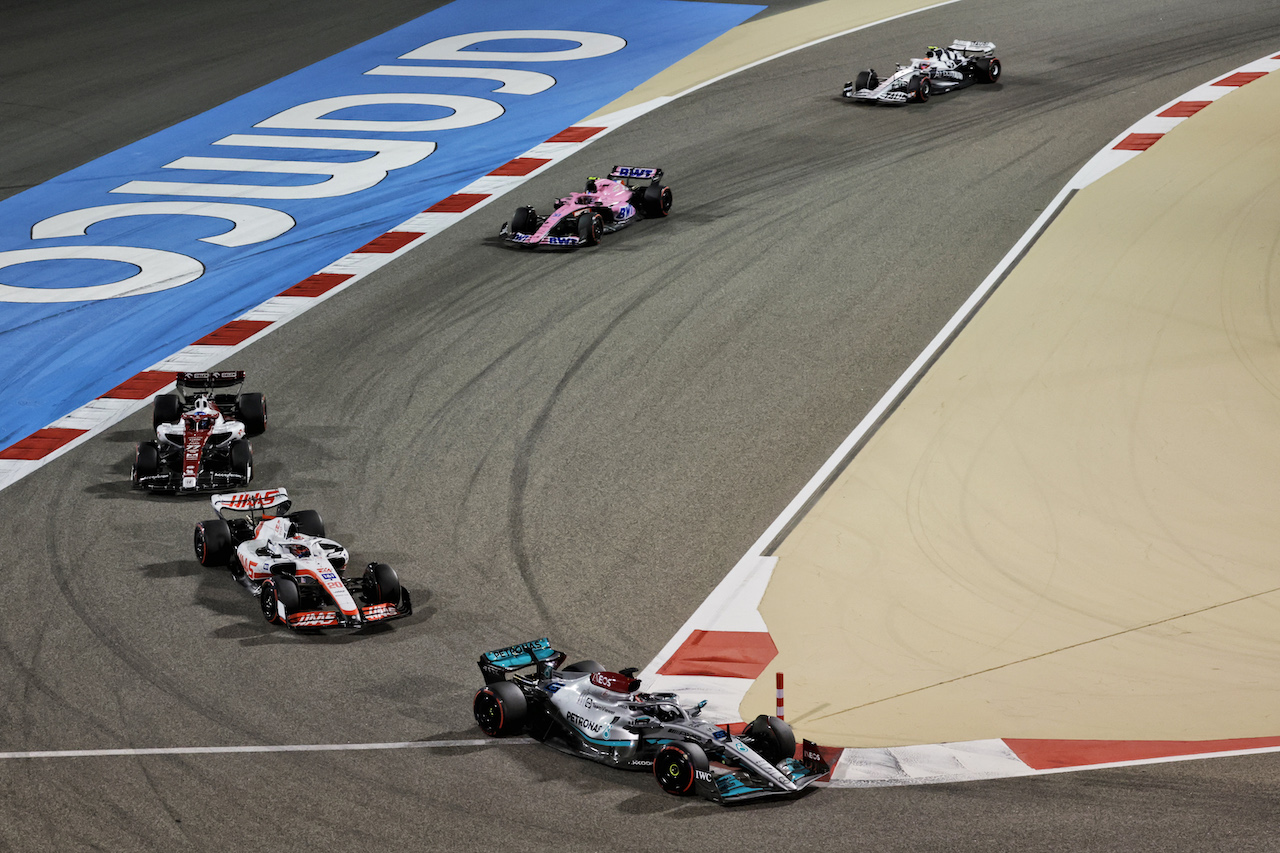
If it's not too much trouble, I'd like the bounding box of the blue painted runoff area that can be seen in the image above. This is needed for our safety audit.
[0,0,763,448]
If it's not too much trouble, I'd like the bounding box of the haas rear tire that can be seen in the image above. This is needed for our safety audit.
[654,741,710,796]
[260,577,300,626]
[509,206,537,234]
[287,509,325,538]
[194,519,233,567]
[978,57,1001,83]
[238,392,267,436]
[152,393,181,428]
[474,681,527,737]
[742,714,797,765]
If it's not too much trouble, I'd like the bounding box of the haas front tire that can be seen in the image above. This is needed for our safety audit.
[362,562,402,606]
[260,577,300,626]
[474,681,527,737]
[854,69,879,91]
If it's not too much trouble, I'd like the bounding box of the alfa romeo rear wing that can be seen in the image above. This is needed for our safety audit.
[478,637,567,683]
[176,370,246,392]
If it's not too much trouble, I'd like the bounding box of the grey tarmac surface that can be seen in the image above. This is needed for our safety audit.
[2,1,1280,851]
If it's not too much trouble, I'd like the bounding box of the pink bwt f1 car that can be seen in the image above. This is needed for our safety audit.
[499,166,673,248]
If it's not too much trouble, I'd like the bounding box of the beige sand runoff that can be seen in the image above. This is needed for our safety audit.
[742,69,1280,748]
[587,0,944,118]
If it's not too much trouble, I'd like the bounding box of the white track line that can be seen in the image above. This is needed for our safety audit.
[0,737,534,760]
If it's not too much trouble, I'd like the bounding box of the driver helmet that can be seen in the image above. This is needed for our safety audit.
[585,178,598,193]
[184,396,218,431]
[926,46,938,58]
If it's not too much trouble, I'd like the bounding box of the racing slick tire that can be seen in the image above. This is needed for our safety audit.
[229,439,253,482]
[855,69,878,91]
[654,741,710,796]
[561,660,606,673]
[238,392,267,436]
[510,206,537,235]
[361,562,402,606]
[474,681,527,737]
[131,442,159,487]
[641,183,673,217]
[194,519,233,567]
[742,714,797,765]
[977,57,1001,83]
[152,393,181,428]
[286,509,325,538]
[578,212,603,245]
[260,577,300,625]
[910,75,931,102]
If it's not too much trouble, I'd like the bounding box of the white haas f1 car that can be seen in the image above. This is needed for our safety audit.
[499,165,672,248]
[843,40,1002,104]
[193,488,411,631]
[131,371,267,493]
[473,639,828,805]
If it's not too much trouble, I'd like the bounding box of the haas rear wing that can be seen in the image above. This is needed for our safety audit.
[608,165,663,183]
[478,638,566,683]
[212,487,292,516]
[949,39,995,56]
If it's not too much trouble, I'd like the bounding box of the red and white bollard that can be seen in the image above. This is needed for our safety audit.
[775,672,785,721]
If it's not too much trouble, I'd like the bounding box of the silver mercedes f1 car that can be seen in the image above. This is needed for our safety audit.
[843,40,1002,104]
[472,638,828,804]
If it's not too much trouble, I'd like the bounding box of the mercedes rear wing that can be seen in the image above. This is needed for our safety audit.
[478,637,567,683]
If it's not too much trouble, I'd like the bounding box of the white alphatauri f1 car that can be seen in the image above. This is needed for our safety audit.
[843,40,1002,104]
[193,488,411,631]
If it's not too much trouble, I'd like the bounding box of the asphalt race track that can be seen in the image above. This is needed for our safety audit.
[3,1,1280,850]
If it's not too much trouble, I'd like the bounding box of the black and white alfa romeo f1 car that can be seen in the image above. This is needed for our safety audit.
[131,371,267,493]
[472,639,828,804]
[193,488,411,630]
[843,40,1002,104]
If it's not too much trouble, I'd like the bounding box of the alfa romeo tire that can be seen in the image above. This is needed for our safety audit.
[239,392,267,436]
[152,393,181,428]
